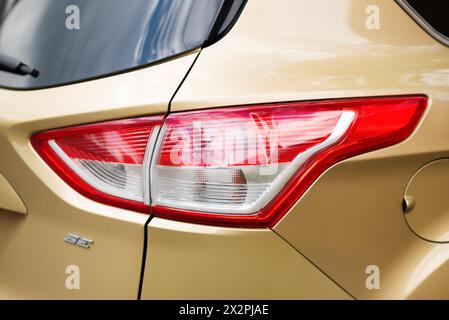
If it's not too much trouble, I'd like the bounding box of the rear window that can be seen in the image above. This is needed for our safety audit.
[400,0,449,43]
[0,0,245,89]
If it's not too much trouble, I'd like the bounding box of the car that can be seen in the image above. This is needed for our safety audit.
[0,0,448,300]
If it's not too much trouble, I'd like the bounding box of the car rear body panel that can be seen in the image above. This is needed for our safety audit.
[144,0,448,299]
[1,0,449,300]
[141,218,352,299]
[0,52,198,299]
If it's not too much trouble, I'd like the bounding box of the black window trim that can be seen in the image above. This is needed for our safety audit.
[0,48,200,92]
[395,0,449,47]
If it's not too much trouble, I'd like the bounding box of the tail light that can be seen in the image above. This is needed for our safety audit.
[32,96,427,227]
[32,116,164,212]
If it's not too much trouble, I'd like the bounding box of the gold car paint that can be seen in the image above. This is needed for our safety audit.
[0,172,26,214]
[139,0,449,299]
[141,218,352,299]
[0,52,198,299]
[1,0,448,300]
[403,159,449,243]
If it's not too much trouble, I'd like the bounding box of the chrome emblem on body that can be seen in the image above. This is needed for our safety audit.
[64,233,94,249]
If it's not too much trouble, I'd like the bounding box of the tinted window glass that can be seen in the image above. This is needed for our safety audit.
[405,0,449,39]
[0,0,241,89]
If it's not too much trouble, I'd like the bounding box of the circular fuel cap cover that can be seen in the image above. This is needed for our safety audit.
[404,159,449,243]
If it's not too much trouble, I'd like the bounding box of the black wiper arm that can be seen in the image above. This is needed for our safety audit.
[0,52,39,77]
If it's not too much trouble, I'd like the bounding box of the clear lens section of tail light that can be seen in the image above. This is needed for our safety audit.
[32,116,164,212]
[151,96,427,227]
[151,106,354,213]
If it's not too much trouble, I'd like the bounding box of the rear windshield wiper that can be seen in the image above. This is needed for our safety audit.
[0,52,39,77]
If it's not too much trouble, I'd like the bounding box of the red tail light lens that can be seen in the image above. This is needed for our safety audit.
[151,96,426,226]
[32,116,164,212]
[32,96,427,227]
[151,106,354,216]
